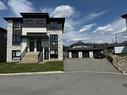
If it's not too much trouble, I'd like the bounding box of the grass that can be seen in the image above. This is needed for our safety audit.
[115,53,127,57]
[0,61,63,73]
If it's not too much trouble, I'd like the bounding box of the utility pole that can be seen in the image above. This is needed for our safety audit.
[115,33,117,44]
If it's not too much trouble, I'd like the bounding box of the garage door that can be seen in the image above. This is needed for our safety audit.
[83,51,89,58]
[72,51,78,58]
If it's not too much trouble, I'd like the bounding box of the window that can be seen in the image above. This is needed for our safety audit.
[25,20,33,24]
[50,49,58,58]
[12,50,20,60]
[36,20,44,24]
[13,22,22,30]
[49,22,57,30]
[12,34,21,45]
[50,35,58,45]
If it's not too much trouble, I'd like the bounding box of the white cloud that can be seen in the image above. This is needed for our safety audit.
[89,10,109,20]
[41,7,53,13]
[94,24,113,33]
[8,0,35,16]
[41,5,75,18]
[51,5,74,18]
[0,1,7,10]
[111,18,126,34]
[94,18,126,34]
[79,23,96,33]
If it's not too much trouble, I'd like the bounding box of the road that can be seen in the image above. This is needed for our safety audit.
[0,72,126,95]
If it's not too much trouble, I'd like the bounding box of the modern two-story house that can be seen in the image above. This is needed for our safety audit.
[4,13,65,63]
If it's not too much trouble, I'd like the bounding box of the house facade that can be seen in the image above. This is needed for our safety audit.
[0,27,7,62]
[5,13,65,63]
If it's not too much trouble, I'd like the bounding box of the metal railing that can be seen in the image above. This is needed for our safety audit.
[38,47,43,62]
[20,47,27,61]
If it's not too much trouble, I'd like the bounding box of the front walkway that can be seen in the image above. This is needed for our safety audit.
[64,58,119,73]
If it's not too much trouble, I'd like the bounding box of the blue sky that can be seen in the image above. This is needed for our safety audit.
[0,0,127,45]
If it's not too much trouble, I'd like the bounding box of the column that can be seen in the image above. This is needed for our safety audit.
[34,39,37,52]
[69,52,72,58]
[78,51,83,58]
[27,39,30,52]
[43,47,45,60]
[6,20,13,62]
[89,51,93,58]
[49,47,50,60]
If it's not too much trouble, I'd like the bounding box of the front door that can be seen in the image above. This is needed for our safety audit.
[37,40,41,51]
[29,41,34,51]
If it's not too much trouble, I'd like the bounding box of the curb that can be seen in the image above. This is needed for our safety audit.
[0,71,64,76]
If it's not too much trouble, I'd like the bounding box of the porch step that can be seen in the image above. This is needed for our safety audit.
[19,52,39,63]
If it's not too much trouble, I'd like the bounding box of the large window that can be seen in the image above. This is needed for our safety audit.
[50,34,58,45]
[50,35,58,59]
[50,49,58,58]
[36,20,44,24]
[12,34,21,45]
[25,20,33,24]
[12,50,20,60]
[13,22,22,30]
[49,22,57,30]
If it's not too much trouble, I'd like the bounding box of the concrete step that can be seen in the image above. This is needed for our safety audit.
[19,52,39,63]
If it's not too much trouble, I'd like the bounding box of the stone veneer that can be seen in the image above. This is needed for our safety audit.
[7,20,21,62]
[107,54,127,74]
[6,20,13,62]
[48,30,63,61]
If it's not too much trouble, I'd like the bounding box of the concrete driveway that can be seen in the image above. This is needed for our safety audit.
[0,72,126,95]
[64,58,119,73]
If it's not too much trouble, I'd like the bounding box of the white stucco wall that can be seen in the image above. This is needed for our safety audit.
[22,28,47,35]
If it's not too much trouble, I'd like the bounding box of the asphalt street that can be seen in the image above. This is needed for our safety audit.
[0,72,127,95]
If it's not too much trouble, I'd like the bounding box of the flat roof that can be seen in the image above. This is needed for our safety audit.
[0,27,7,32]
[20,12,49,18]
[4,17,23,21]
[68,47,102,51]
[121,14,127,18]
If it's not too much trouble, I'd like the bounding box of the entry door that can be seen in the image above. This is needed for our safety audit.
[37,40,41,51]
[29,41,34,51]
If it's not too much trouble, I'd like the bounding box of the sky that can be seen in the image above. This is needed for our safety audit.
[0,0,127,45]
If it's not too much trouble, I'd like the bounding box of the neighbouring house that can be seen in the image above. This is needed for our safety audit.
[0,27,7,62]
[114,46,127,54]
[68,41,104,58]
[4,13,65,63]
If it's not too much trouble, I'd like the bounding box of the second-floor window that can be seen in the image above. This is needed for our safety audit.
[25,20,33,24]
[13,22,22,30]
[49,22,57,30]
[36,20,44,24]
